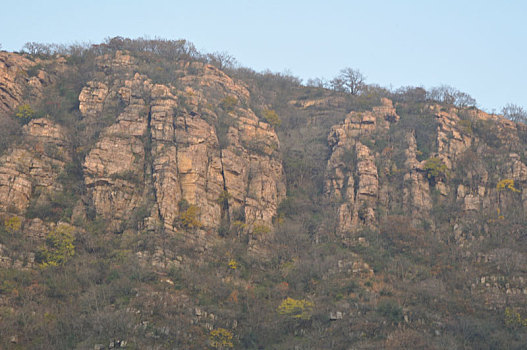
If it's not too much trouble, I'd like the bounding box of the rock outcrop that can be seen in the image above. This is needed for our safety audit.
[0,118,70,213]
[0,51,286,244]
[0,52,53,115]
[80,52,286,235]
[0,52,34,114]
[325,99,527,235]
[402,131,432,216]
[325,99,398,234]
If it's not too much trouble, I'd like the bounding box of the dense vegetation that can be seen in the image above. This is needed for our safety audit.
[0,38,526,349]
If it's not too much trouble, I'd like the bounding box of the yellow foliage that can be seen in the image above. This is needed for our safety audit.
[15,103,36,121]
[37,224,75,267]
[262,109,281,128]
[209,328,234,349]
[4,216,22,233]
[232,220,247,235]
[216,190,232,206]
[496,179,520,193]
[228,259,238,270]
[505,307,527,328]
[277,297,314,320]
[177,204,202,229]
[252,224,270,235]
[233,220,246,229]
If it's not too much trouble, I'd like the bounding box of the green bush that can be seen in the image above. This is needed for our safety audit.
[424,157,448,184]
[376,299,403,324]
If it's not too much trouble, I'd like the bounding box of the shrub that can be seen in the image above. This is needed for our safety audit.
[209,328,234,349]
[504,307,527,329]
[216,190,232,207]
[15,104,37,124]
[376,299,403,324]
[26,192,76,222]
[0,116,21,155]
[496,179,520,193]
[109,170,143,185]
[228,259,238,270]
[262,109,281,128]
[459,119,473,134]
[175,200,202,229]
[219,96,238,112]
[4,216,22,233]
[277,297,314,319]
[423,157,448,184]
[252,224,271,236]
[36,224,75,267]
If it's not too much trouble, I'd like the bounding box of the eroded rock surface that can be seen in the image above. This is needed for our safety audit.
[81,53,286,234]
[0,118,70,213]
[325,100,527,235]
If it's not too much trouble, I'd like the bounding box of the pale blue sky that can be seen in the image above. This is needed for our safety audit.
[2,0,526,112]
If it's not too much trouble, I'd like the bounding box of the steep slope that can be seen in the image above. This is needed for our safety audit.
[322,98,527,328]
[0,41,526,349]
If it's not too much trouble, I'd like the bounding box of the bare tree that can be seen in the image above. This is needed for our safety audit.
[492,248,525,275]
[207,51,237,70]
[502,103,527,123]
[330,67,366,95]
[22,42,53,55]
[393,86,427,103]
[453,91,476,108]
[427,85,476,108]
[305,77,328,88]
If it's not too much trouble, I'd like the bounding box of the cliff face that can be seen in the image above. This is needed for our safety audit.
[321,98,527,314]
[0,118,70,215]
[2,49,525,248]
[324,99,527,235]
[325,98,397,232]
[0,51,286,240]
[0,52,55,114]
[82,53,285,236]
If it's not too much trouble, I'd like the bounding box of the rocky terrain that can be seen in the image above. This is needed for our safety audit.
[1,50,285,242]
[0,40,525,349]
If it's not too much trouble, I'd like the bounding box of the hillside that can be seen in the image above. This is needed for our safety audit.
[0,38,526,349]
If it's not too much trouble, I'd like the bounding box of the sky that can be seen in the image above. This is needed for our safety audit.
[2,0,526,112]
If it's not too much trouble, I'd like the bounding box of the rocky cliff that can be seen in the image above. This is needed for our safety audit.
[0,51,286,245]
[0,42,526,349]
[325,99,527,236]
